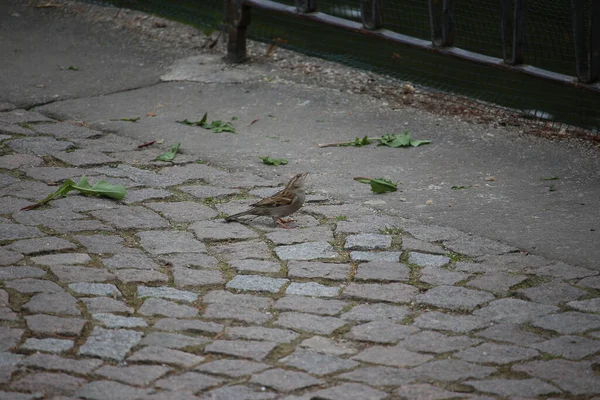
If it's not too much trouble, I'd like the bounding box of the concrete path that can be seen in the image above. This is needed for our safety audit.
[1,1,599,399]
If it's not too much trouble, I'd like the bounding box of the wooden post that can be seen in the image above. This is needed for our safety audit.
[226,0,251,63]
[361,0,384,30]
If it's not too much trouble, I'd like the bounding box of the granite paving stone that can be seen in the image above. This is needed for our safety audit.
[204,340,278,361]
[343,282,418,303]
[194,359,270,377]
[153,318,224,334]
[49,265,115,283]
[31,252,92,266]
[112,268,169,283]
[285,282,339,297]
[5,278,64,293]
[473,298,559,324]
[410,359,496,381]
[25,314,86,335]
[455,343,540,364]
[577,275,600,290]
[531,311,600,334]
[418,266,470,286]
[92,313,148,328]
[0,248,24,266]
[75,381,153,400]
[0,308,18,321]
[52,150,114,166]
[137,286,198,302]
[275,241,338,260]
[211,240,271,260]
[266,226,334,245]
[513,360,600,395]
[338,366,417,386]
[81,297,133,314]
[90,206,169,229]
[250,368,324,391]
[68,282,122,297]
[346,320,419,343]
[344,233,392,250]
[228,259,281,273]
[21,338,74,353]
[74,234,136,254]
[274,295,347,315]
[529,335,600,360]
[476,323,545,345]
[407,252,450,267]
[127,346,204,367]
[276,312,347,335]
[19,353,103,374]
[146,201,218,221]
[12,208,85,227]
[567,298,600,312]
[190,220,259,241]
[0,290,8,305]
[200,385,277,400]
[137,230,206,254]
[173,266,224,287]
[341,303,410,322]
[443,235,518,257]
[287,261,350,280]
[226,275,288,293]
[528,262,597,279]
[400,238,447,254]
[203,303,271,324]
[0,266,45,280]
[466,378,559,397]
[141,332,211,349]
[95,365,172,386]
[138,298,199,318]
[0,328,23,351]
[353,345,433,367]
[203,290,273,309]
[10,372,86,397]
[22,166,87,182]
[159,252,219,269]
[299,336,359,356]
[103,252,158,270]
[393,383,474,399]
[7,137,74,155]
[0,153,44,169]
[23,292,81,315]
[226,326,299,343]
[354,261,410,282]
[413,311,491,333]
[515,281,588,305]
[154,372,224,393]
[78,327,143,361]
[300,383,388,400]
[0,197,32,213]
[122,188,173,204]
[402,331,482,353]
[466,272,528,295]
[350,251,401,262]
[179,185,240,199]
[6,237,77,255]
[281,348,360,375]
[0,392,38,400]
[416,285,495,311]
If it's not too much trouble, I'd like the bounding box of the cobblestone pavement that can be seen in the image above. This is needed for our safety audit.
[0,109,599,399]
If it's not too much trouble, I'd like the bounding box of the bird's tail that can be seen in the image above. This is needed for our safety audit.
[224,210,253,222]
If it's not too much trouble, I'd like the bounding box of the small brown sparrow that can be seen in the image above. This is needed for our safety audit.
[225,172,308,228]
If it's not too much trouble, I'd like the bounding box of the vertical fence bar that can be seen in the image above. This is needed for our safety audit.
[361,0,384,30]
[501,0,526,65]
[572,0,600,83]
[428,0,454,47]
[226,0,251,63]
[296,0,317,13]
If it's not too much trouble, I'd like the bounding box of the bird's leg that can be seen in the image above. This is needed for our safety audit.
[273,217,296,229]
[278,217,296,223]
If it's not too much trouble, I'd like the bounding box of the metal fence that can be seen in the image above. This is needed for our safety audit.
[81,0,600,133]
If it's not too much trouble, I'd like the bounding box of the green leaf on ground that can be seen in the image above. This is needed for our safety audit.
[20,176,126,211]
[354,177,398,193]
[176,112,236,133]
[378,130,431,147]
[155,143,181,162]
[541,176,559,180]
[110,117,140,122]
[451,185,472,190]
[259,156,288,166]
[342,136,372,147]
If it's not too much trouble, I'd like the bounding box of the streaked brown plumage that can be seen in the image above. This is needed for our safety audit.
[225,172,308,228]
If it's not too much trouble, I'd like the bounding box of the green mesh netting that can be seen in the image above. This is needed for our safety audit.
[78,0,600,133]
